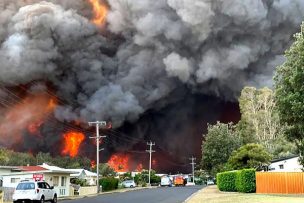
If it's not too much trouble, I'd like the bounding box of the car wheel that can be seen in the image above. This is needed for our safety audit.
[51,195,57,203]
[40,196,45,203]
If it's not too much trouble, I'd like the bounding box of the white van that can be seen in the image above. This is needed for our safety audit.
[161,176,172,187]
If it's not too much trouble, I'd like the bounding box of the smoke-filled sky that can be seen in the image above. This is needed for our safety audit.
[0,0,303,167]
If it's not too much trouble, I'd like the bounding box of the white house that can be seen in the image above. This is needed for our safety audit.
[1,164,75,197]
[69,169,97,186]
[268,155,303,172]
[0,166,19,187]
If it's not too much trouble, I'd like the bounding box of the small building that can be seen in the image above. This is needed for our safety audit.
[1,164,74,197]
[0,166,19,187]
[69,169,97,186]
[268,155,303,172]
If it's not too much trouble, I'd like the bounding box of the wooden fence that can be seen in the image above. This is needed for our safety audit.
[256,172,304,194]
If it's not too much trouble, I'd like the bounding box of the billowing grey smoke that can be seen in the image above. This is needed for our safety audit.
[0,0,304,133]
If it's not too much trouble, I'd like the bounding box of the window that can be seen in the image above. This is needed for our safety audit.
[11,178,20,183]
[53,176,59,186]
[44,182,51,189]
[38,182,45,189]
[16,183,35,190]
[61,176,66,187]
[279,164,284,169]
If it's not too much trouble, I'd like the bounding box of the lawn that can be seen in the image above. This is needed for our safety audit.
[187,186,304,203]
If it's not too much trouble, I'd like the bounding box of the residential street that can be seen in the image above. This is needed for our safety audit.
[61,186,204,203]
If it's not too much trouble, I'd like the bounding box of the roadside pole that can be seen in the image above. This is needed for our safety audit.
[189,157,196,184]
[89,121,107,193]
[146,141,155,186]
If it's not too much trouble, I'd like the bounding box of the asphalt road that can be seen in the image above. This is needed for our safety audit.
[61,186,204,203]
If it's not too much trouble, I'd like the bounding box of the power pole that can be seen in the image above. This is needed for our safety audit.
[89,121,107,193]
[189,156,196,184]
[146,141,155,186]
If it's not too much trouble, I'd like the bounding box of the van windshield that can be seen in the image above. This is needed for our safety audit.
[16,183,35,190]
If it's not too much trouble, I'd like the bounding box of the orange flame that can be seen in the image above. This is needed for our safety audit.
[136,163,143,172]
[91,160,96,169]
[108,153,130,172]
[88,0,108,26]
[62,131,85,157]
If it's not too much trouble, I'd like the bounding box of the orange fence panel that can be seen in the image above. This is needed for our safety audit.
[256,172,304,194]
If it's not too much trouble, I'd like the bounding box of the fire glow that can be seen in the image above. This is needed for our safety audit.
[0,93,57,144]
[88,0,108,26]
[108,153,130,172]
[62,131,85,157]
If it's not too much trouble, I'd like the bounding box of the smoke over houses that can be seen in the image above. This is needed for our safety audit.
[0,0,303,171]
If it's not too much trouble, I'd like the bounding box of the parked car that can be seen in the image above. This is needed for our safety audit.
[13,180,57,203]
[122,180,136,188]
[160,176,172,187]
[207,180,215,185]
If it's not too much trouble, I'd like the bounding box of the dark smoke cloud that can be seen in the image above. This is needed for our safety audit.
[0,0,303,144]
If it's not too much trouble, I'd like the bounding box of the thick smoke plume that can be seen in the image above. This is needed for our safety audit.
[0,0,303,164]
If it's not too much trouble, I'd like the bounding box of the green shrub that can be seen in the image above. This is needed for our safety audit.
[71,178,87,186]
[99,177,119,191]
[235,169,256,193]
[217,171,237,192]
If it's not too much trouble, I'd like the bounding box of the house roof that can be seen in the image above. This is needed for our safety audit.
[69,169,97,177]
[0,166,19,169]
[18,166,48,172]
[271,155,299,163]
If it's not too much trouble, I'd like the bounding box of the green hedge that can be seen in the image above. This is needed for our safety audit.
[99,177,119,191]
[217,171,238,192]
[235,169,256,193]
[217,169,256,193]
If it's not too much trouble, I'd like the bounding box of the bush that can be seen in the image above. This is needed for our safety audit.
[99,177,119,191]
[71,178,87,186]
[217,169,256,193]
[235,169,256,193]
[217,171,237,192]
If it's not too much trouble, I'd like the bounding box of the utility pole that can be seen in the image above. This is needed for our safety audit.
[89,121,107,193]
[189,156,196,184]
[146,141,155,186]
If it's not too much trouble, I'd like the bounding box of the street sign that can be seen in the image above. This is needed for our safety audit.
[33,174,44,181]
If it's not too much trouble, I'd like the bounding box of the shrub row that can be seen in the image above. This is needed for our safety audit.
[217,169,256,193]
[99,177,119,191]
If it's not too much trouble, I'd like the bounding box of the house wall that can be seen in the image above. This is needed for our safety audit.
[269,157,303,172]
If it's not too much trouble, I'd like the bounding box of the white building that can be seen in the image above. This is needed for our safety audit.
[69,169,97,186]
[268,155,303,172]
[1,164,74,197]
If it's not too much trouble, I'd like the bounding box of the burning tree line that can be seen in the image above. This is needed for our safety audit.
[0,148,92,169]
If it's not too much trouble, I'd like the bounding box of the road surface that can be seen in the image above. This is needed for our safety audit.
[61,186,204,203]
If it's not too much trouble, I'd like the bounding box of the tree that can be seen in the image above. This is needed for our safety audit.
[228,144,272,170]
[239,87,282,149]
[0,148,9,164]
[98,163,116,177]
[275,23,304,164]
[201,122,241,175]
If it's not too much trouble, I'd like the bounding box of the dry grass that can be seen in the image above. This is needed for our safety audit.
[186,186,304,203]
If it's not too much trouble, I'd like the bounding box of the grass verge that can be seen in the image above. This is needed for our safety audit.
[186,185,304,203]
